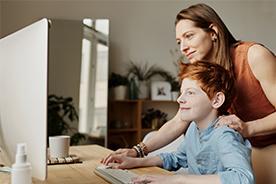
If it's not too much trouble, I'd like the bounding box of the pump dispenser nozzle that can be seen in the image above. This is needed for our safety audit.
[15,143,27,165]
[11,143,32,184]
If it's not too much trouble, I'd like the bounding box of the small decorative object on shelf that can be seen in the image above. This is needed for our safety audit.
[171,80,181,92]
[128,76,139,100]
[171,80,180,101]
[147,65,180,100]
[110,120,131,129]
[142,108,168,129]
[151,81,172,100]
[109,72,129,100]
[127,61,166,99]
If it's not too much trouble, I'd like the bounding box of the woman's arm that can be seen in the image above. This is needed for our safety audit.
[102,110,189,164]
[144,109,189,152]
[246,44,276,136]
[217,45,276,137]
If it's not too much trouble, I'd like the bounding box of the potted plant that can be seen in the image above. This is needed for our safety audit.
[170,80,180,101]
[109,72,129,100]
[127,62,165,99]
[142,108,168,129]
[48,95,86,145]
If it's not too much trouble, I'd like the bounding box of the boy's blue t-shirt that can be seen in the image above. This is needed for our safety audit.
[158,121,255,184]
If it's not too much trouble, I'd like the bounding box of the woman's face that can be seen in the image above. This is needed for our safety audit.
[176,19,214,63]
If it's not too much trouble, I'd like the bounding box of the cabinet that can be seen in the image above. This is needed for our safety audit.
[107,99,178,150]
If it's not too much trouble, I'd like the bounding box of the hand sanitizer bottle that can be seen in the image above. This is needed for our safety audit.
[11,143,32,184]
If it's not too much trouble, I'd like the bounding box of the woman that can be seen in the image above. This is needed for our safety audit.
[102,3,276,163]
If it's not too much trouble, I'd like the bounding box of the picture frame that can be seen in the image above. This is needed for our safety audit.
[151,81,171,100]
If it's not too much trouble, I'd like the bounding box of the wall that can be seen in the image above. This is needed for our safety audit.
[0,1,2,36]
[1,0,275,76]
[49,19,82,107]
[1,0,276,148]
[1,0,275,130]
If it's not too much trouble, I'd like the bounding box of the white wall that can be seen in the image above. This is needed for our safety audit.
[1,0,275,76]
[0,1,2,36]
[49,19,82,107]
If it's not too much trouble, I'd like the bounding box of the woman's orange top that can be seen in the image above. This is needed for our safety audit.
[231,41,276,147]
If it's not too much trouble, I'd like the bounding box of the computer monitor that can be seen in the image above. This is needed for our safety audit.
[0,18,48,180]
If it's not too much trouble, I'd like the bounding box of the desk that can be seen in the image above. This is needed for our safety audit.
[0,145,170,184]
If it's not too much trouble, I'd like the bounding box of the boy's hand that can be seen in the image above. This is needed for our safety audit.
[101,148,137,165]
[106,155,138,169]
[132,175,179,184]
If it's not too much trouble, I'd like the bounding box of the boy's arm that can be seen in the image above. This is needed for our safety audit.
[215,128,255,184]
[158,137,188,171]
[136,156,163,168]
[109,135,188,170]
[129,133,188,173]
[170,128,254,184]
[132,174,221,184]
[137,128,254,184]
[107,155,163,169]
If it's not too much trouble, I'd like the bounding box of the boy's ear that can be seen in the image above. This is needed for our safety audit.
[211,92,225,109]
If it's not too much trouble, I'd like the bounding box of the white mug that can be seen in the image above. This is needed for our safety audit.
[48,135,70,158]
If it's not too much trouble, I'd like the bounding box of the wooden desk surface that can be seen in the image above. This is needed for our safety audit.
[0,145,170,184]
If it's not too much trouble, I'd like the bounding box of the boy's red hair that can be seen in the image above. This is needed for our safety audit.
[179,61,235,115]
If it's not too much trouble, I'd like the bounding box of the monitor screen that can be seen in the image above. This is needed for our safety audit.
[0,18,48,180]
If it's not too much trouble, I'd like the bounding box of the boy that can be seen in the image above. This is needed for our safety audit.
[107,61,255,184]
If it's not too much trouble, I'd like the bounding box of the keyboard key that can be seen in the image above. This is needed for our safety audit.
[94,165,137,184]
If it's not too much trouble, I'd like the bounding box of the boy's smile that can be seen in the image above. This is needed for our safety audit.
[177,78,218,130]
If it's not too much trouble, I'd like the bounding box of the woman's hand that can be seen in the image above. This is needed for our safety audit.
[215,114,253,137]
[132,174,180,184]
[101,148,137,165]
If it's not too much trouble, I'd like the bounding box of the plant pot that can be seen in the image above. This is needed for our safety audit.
[138,81,149,99]
[113,85,127,100]
[151,118,159,129]
[171,91,179,101]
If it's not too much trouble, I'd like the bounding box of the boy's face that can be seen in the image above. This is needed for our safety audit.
[177,78,214,123]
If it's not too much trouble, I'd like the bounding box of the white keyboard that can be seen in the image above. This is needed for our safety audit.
[94,165,138,184]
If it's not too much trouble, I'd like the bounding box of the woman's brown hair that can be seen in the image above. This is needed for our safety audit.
[175,3,238,75]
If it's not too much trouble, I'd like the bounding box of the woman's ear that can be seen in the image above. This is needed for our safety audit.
[209,24,218,41]
[211,92,225,109]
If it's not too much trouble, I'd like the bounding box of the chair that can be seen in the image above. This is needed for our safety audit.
[252,144,276,184]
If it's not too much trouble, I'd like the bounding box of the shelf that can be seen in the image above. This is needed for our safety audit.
[110,99,178,103]
[108,99,178,150]
[142,100,178,103]
[142,128,155,132]
[109,128,138,133]
[110,99,140,103]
